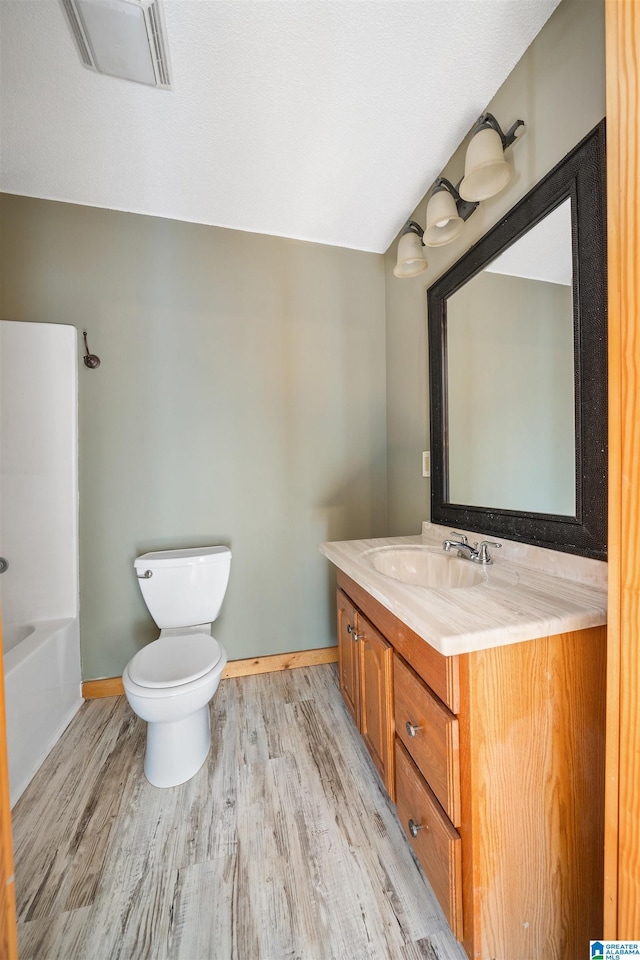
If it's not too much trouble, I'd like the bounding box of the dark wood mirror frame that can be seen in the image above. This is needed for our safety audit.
[427,120,607,559]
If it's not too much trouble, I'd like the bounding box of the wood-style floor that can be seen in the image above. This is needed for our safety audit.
[11,664,466,960]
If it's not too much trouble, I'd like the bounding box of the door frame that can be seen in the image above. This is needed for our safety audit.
[604,0,640,937]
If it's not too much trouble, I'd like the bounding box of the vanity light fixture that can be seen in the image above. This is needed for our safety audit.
[393,221,429,278]
[394,112,525,276]
[459,113,526,202]
[424,178,478,247]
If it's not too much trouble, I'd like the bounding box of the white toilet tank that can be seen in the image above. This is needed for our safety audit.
[134,546,231,629]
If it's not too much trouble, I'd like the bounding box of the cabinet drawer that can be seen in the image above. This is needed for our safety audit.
[394,655,460,825]
[395,740,463,941]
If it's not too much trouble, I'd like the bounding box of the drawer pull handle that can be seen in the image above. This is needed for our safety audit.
[405,721,421,738]
[408,818,423,838]
[346,624,363,642]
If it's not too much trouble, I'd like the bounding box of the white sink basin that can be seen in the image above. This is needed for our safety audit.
[367,545,486,590]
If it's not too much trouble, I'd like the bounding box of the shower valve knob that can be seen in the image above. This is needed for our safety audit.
[0,558,8,574]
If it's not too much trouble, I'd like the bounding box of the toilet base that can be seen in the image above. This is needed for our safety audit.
[144,704,211,788]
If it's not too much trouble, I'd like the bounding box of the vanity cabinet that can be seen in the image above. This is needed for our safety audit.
[335,569,606,960]
[336,589,395,798]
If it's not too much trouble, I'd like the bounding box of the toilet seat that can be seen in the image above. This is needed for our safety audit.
[128,633,223,688]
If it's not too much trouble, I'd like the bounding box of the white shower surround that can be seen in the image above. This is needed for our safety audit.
[1,320,82,807]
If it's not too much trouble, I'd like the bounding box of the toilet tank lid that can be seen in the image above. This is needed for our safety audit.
[134,546,231,569]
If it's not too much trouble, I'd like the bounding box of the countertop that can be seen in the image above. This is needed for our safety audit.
[320,523,607,657]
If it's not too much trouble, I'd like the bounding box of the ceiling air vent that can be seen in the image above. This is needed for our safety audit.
[59,0,172,89]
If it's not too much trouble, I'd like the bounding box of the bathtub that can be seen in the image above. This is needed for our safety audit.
[3,618,83,807]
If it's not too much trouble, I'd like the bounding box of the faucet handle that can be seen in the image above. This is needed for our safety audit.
[478,540,502,563]
[449,530,469,544]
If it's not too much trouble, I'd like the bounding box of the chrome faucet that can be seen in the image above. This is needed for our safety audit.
[442,531,502,565]
[442,532,477,560]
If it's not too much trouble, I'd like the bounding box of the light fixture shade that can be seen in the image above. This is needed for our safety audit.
[459,126,512,202]
[424,188,463,246]
[393,230,428,278]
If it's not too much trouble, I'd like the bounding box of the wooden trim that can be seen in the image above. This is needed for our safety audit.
[82,677,126,699]
[0,616,18,959]
[222,646,338,679]
[604,0,622,932]
[82,646,339,699]
[604,0,640,938]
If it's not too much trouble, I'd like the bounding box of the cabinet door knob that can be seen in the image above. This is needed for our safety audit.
[405,721,421,738]
[408,818,423,838]
[346,623,363,641]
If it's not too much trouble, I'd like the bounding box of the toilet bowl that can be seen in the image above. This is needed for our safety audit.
[122,546,231,788]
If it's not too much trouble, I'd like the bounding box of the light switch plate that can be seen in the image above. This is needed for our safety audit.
[422,451,430,478]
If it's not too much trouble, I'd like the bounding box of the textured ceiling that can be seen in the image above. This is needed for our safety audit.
[0,0,561,253]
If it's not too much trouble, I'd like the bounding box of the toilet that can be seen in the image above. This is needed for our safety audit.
[123,546,231,788]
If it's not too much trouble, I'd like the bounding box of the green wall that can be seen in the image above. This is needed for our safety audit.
[0,197,387,678]
[384,0,606,534]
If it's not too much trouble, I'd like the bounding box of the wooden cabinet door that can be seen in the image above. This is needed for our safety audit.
[359,614,395,799]
[337,589,361,726]
[336,591,395,797]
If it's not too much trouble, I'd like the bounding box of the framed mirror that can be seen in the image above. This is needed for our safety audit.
[427,121,607,559]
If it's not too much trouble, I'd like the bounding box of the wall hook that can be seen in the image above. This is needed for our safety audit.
[82,331,101,369]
